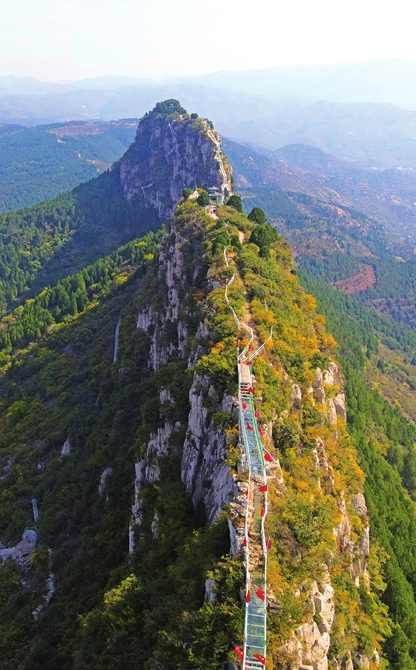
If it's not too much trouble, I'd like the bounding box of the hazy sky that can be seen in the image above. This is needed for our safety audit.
[1,0,415,81]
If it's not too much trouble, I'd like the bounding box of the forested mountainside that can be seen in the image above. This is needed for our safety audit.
[224,139,416,242]
[0,100,231,316]
[0,120,138,212]
[1,100,416,670]
[0,193,393,670]
[237,181,416,422]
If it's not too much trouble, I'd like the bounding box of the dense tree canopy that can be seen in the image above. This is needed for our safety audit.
[227,195,243,212]
[248,206,266,225]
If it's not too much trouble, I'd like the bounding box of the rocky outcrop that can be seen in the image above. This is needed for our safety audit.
[131,215,237,548]
[0,528,37,564]
[98,467,113,496]
[282,575,334,670]
[277,364,375,669]
[60,438,71,457]
[181,374,237,522]
[312,362,347,425]
[119,100,233,221]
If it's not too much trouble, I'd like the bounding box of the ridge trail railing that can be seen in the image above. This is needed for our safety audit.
[223,248,271,668]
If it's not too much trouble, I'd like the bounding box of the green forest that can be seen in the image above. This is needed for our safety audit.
[301,271,416,667]
[0,121,137,212]
[0,189,413,667]
[0,165,159,316]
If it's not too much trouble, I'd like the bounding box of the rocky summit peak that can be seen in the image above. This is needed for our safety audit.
[119,99,233,220]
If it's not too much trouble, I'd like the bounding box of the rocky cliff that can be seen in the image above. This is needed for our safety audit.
[119,99,233,220]
[0,106,392,669]
[128,199,384,669]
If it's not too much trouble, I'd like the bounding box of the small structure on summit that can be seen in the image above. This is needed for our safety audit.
[208,188,224,206]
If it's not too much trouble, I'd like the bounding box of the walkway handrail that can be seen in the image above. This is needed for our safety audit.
[223,243,273,669]
[246,327,273,363]
[239,365,268,668]
[225,274,241,331]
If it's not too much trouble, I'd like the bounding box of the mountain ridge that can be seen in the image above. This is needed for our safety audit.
[0,99,416,668]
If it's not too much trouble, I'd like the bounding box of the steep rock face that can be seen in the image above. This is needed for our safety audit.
[130,205,379,667]
[272,366,375,670]
[119,99,233,220]
[130,213,237,551]
[181,374,239,522]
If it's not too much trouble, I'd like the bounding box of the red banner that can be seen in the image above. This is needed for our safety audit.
[253,653,266,664]
[234,645,244,660]
[256,588,265,601]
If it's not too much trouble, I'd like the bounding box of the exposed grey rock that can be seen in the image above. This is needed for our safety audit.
[61,438,71,457]
[32,549,55,620]
[151,512,160,540]
[360,525,370,556]
[0,528,37,563]
[119,107,233,221]
[351,492,368,517]
[181,373,237,522]
[291,383,302,406]
[327,397,337,425]
[31,498,39,522]
[99,467,113,495]
[0,457,13,481]
[333,392,347,421]
[204,578,217,603]
[313,368,326,402]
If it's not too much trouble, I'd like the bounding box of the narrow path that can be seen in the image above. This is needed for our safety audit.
[239,369,268,669]
[224,247,272,668]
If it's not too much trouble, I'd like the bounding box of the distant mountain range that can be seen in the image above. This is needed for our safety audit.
[4,65,416,172]
[2,116,416,246]
[224,139,416,242]
[5,60,416,108]
[189,60,416,109]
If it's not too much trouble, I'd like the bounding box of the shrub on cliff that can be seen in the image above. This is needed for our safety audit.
[197,190,209,206]
[227,195,243,212]
[248,206,266,225]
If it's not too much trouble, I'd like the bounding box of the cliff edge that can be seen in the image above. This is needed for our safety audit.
[119,99,233,220]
